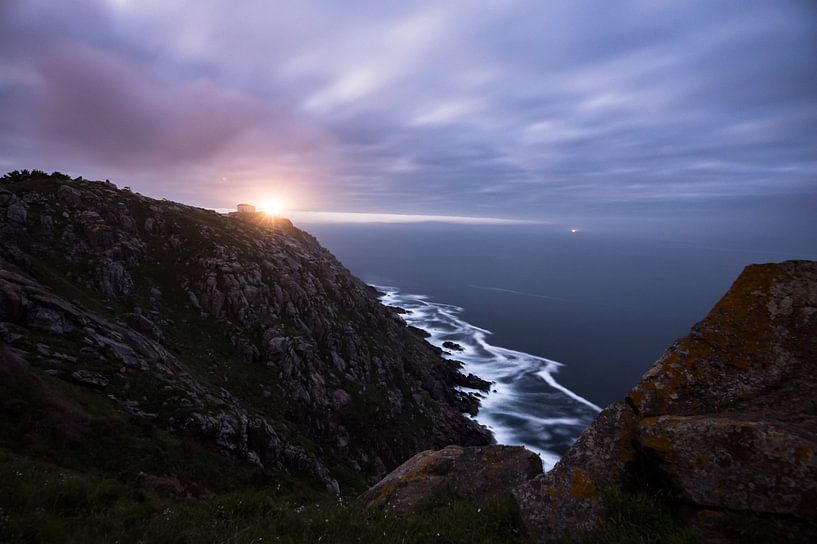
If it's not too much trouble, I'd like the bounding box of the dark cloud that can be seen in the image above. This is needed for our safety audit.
[23,42,263,168]
[0,0,815,225]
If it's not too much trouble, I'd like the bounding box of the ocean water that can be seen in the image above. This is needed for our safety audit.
[378,286,599,468]
[301,221,816,465]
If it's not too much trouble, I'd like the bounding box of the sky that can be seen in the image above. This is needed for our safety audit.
[1,0,815,228]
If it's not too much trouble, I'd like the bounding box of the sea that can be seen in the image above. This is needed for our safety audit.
[299,220,816,468]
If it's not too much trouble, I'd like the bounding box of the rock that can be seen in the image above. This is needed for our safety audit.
[456,372,491,392]
[69,370,109,388]
[331,388,352,408]
[51,352,78,363]
[78,210,102,224]
[357,445,542,516]
[84,223,116,247]
[57,184,82,206]
[407,325,431,338]
[628,260,817,418]
[40,214,54,233]
[513,261,817,542]
[513,402,638,541]
[27,305,76,334]
[93,259,134,296]
[455,391,482,415]
[0,189,16,205]
[442,341,464,351]
[6,201,27,224]
[638,415,817,522]
[121,312,164,342]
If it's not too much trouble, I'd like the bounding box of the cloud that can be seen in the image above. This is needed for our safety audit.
[20,42,265,168]
[0,0,814,224]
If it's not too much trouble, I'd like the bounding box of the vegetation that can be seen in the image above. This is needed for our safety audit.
[0,448,703,544]
[0,450,522,544]
[1,170,70,184]
[561,488,700,544]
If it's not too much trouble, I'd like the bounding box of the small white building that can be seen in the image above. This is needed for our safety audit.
[236,203,256,214]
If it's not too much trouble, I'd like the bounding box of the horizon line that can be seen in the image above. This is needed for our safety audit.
[211,208,546,225]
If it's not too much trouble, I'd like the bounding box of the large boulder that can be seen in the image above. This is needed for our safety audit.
[5,201,27,225]
[628,261,817,418]
[513,402,638,541]
[357,444,542,516]
[638,415,817,522]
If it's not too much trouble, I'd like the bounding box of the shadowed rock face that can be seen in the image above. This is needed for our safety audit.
[0,172,490,493]
[512,401,639,540]
[629,261,817,419]
[356,445,542,515]
[638,415,817,520]
[512,260,817,542]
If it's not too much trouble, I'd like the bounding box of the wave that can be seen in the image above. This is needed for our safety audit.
[377,286,600,470]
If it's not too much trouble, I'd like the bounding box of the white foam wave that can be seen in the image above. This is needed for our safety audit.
[378,285,601,470]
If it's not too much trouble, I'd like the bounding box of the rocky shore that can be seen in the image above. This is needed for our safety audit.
[359,260,817,542]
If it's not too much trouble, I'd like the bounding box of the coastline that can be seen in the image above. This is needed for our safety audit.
[377,285,600,469]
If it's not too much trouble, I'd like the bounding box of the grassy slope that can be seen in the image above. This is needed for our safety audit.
[0,450,522,544]
[0,448,700,544]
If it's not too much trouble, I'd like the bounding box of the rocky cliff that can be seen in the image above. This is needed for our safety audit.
[360,260,817,543]
[0,170,490,496]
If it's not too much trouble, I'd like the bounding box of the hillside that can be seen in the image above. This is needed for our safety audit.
[0,170,490,502]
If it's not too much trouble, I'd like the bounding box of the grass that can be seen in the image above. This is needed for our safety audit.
[0,446,706,544]
[0,450,523,544]
[561,487,701,544]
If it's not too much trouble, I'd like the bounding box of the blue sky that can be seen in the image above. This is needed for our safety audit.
[1,0,815,227]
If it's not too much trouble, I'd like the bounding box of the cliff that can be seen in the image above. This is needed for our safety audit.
[360,260,817,543]
[0,170,489,499]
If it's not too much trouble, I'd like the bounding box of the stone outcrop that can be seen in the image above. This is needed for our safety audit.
[513,401,639,539]
[357,444,542,515]
[513,259,817,542]
[638,415,817,521]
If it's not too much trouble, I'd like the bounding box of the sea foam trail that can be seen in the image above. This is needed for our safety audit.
[378,286,601,470]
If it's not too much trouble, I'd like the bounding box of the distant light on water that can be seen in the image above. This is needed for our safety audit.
[570,228,578,233]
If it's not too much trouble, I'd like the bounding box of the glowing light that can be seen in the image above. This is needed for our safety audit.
[261,198,286,216]
[570,228,578,233]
